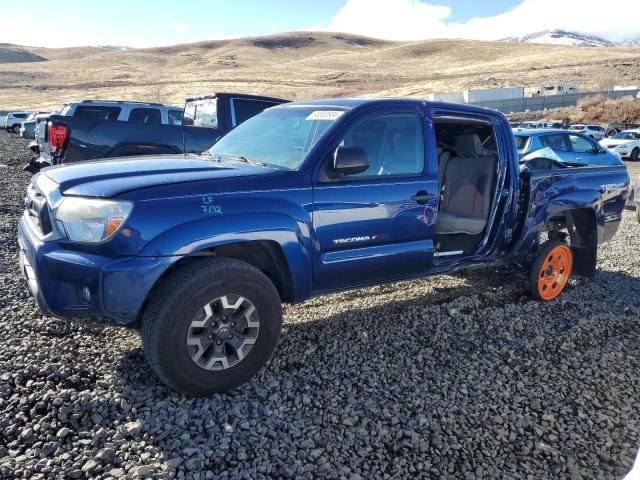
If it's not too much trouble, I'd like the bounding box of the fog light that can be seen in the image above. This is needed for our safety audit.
[81,286,91,303]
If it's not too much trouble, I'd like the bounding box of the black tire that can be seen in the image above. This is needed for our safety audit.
[631,148,640,162]
[11,125,20,134]
[141,257,282,396]
[529,241,573,301]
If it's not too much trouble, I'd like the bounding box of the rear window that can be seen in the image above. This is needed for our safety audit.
[183,99,218,128]
[233,99,278,125]
[168,109,183,126]
[74,105,121,120]
[128,107,161,124]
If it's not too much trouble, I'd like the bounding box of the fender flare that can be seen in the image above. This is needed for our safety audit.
[139,212,313,302]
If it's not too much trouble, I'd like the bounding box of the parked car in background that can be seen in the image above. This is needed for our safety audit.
[5,112,31,133]
[19,121,36,139]
[18,98,628,395]
[28,100,184,171]
[27,93,287,172]
[514,129,623,166]
[606,123,640,137]
[514,120,564,131]
[19,111,49,139]
[600,130,640,161]
[569,124,605,141]
[55,100,183,124]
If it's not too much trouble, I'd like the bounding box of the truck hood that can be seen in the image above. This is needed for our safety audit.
[42,154,280,197]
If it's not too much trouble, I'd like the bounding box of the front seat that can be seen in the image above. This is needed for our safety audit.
[436,134,497,236]
[378,127,420,175]
[437,147,452,187]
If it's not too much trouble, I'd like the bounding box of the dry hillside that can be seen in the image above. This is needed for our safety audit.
[1,32,640,110]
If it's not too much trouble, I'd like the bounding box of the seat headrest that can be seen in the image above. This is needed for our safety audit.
[455,134,483,157]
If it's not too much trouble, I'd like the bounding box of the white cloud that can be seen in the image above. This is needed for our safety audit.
[170,21,189,35]
[327,0,451,40]
[324,0,640,42]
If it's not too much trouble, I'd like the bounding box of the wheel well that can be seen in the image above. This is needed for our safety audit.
[545,208,597,277]
[207,241,294,303]
[131,241,294,329]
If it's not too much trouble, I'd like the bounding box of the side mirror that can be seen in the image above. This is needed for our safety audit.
[333,147,369,175]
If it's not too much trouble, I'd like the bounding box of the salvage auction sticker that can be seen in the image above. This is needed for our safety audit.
[306,110,344,121]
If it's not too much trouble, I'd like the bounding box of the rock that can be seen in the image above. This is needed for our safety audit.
[185,458,201,471]
[530,399,542,411]
[122,421,142,436]
[166,457,183,469]
[82,460,98,473]
[135,465,157,477]
[96,447,115,462]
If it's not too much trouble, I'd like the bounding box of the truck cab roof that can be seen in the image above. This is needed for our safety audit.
[278,98,502,116]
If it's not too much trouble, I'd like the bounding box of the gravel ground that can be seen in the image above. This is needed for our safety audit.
[1,130,639,479]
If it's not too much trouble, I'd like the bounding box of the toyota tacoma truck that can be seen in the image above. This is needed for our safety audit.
[18,98,629,396]
[26,93,286,173]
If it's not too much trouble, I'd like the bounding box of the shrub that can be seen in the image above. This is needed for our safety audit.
[509,96,640,125]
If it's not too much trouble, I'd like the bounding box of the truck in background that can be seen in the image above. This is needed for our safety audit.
[27,93,287,173]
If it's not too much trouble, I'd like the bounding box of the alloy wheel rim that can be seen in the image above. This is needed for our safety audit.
[186,294,260,371]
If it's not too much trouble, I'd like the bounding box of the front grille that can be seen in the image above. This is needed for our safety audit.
[24,184,53,236]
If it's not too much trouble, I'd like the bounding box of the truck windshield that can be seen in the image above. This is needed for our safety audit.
[209,107,342,170]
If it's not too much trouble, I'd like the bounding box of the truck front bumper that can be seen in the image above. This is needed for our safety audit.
[18,215,174,325]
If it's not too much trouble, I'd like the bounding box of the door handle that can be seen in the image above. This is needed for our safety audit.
[411,191,436,204]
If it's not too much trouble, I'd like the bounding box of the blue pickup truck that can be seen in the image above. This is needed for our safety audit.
[18,98,629,396]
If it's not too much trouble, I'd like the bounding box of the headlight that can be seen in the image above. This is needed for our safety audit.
[55,197,133,243]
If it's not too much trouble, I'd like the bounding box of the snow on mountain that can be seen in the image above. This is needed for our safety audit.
[502,30,638,48]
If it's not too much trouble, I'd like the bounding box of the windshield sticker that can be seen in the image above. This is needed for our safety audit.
[306,110,344,121]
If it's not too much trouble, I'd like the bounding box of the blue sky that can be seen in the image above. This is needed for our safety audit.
[0,0,635,47]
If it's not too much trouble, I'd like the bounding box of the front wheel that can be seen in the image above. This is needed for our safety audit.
[530,241,573,301]
[11,125,20,134]
[142,258,282,396]
[631,148,639,162]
